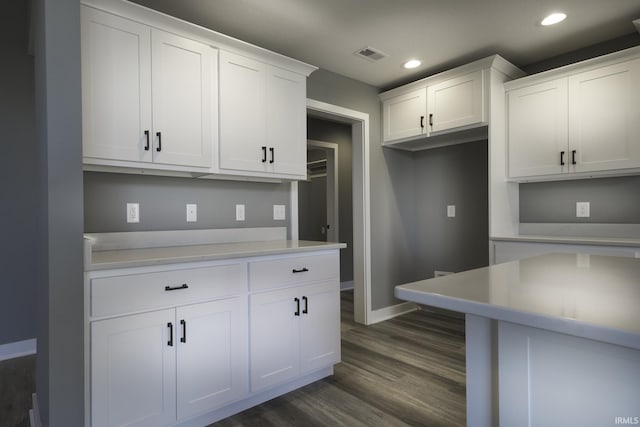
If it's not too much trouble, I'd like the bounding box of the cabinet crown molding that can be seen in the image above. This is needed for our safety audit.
[81,0,317,76]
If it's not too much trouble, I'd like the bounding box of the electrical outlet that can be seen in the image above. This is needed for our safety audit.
[235,204,245,221]
[447,205,456,218]
[576,202,590,218]
[126,203,139,223]
[273,204,286,220]
[186,204,197,222]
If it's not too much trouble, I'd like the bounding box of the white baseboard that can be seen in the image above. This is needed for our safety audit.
[0,338,36,361]
[368,301,419,324]
[340,280,354,291]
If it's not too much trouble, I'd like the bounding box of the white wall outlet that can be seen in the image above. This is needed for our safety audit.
[235,204,245,221]
[273,204,286,220]
[186,204,197,222]
[126,203,139,223]
[447,205,456,218]
[576,201,590,218]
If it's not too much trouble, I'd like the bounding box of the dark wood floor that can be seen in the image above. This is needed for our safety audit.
[212,291,466,427]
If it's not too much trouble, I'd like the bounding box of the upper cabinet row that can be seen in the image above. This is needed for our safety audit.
[80,4,314,180]
[506,49,640,181]
[379,56,524,150]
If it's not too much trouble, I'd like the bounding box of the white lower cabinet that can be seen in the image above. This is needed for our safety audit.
[249,280,340,392]
[87,249,341,426]
[91,297,246,427]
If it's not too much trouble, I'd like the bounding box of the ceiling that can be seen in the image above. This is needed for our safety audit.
[131,0,640,89]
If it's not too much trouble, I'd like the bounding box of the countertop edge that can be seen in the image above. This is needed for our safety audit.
[490,235,640,248]
[86,241,347,272]
[395,285,640,351]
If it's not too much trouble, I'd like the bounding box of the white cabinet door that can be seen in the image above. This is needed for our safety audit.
[507,79,569,178]
[299,281,341,374]
[151,29,214,168]
[383,87,427,142]
[81,7,152,163]
[266,65,307,176]
[249,286,301,392]
[219,51,268,174]
[569,59,640,173]
[176,297,247,419]
[91,309,176,427]
[427,69,484,133]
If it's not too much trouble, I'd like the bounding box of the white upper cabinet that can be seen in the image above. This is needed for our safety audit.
[506,54,640,181]
[151,30,214,168]
[427,69,484,134]
[81,7,153,163]
[507,79,568,178]
[382,87,427,142]
[218,51,307,179]
[569,59,640,173]
[81,7,214,170]
[380,56,522,151]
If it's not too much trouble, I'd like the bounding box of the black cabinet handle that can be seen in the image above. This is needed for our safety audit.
[165,284,188,292]
[572,150,577,165]
[429,113,433,129]
[292,268,309,274]
[144,130,150,151]
[302,296,308,314]
[180,319,186,343]
[269,147,275,164]
[420,115,424,129]
[262,146,267,163]
[294,297,300,316]
[167,322,173,347]
[560,151,565,166]
[156,132,162,152]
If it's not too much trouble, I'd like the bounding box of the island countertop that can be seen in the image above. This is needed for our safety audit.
[86,240,346,271]
[395,253,640,350]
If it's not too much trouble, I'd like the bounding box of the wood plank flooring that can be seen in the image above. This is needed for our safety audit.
[212,291,466,427]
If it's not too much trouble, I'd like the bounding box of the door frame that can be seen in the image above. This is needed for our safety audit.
[290,99,371,324]
[306,139,339,243]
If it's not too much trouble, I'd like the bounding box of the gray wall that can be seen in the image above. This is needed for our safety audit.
[520,176,640,223]
[84,172,290,232]
[306,117,354,282]
[307,68,416,310]
[34,0,85,424]
[413,141,489,278]
[0,0,37,346]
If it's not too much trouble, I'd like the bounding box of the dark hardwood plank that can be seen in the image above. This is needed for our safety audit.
[212,291,466,426]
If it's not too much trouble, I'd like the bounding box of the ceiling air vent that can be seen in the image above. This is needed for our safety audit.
[354,46,388,62]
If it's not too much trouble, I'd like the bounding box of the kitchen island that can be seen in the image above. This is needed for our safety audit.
[395,253,640,427]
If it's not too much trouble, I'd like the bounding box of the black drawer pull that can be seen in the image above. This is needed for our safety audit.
[156,131,162,152]
[262,146,267,163]
[269,147,275,164]
[429,113,433,129]
[571,149,577,165]
[167,322,173,347]
[144,130,150,151]
[292,268,309,274]
[420,115,424,129]
[180,319,186,343]
[560,151,565,166]
[165,284,188,291]
[294,297,300,316]
[302,296,308,314]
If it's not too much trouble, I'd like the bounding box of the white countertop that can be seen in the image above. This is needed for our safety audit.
[86,240,346,271]
[395,253,640,350]
[491,234,640,247]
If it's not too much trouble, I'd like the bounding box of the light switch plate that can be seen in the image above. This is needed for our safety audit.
[186,204,197,222]
[447,205,456,218]
[273,204,286,220]
[576,202,590,218]
[236,204,245,221]
[126,203,139,223]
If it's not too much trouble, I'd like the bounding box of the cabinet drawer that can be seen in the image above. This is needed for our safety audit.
[249,252,339,292]
[91,263,245,317]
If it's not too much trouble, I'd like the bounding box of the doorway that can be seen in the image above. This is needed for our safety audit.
[290,99,371,324]
[299,140,339,243]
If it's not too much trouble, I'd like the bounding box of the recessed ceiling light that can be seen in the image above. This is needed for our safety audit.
[403,59,422,69]
[541,12,567,26]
